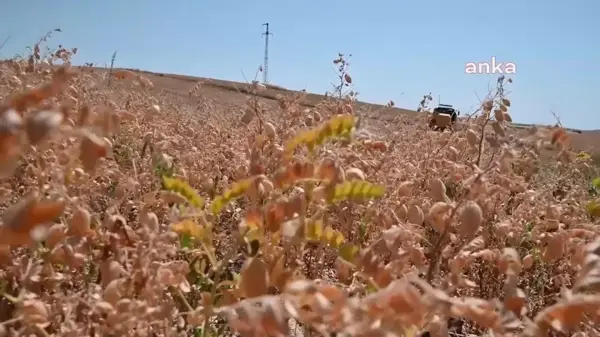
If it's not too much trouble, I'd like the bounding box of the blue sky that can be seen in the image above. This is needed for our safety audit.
[1,0,599,130]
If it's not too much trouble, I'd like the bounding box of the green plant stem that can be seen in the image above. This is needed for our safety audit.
[201,247,237,337]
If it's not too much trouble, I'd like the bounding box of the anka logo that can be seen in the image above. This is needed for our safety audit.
[465,56,516,74]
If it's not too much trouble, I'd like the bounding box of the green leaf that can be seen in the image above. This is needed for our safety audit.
[593,177,600,190]
[180,233,192,248]
[338,242,358,262]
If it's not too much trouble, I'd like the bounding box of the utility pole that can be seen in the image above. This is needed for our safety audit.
[261,23,272,85]
[107,50,117,87]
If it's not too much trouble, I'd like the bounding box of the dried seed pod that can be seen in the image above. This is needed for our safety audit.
[430,178,447,202]
[493,109,505,122]
[458,201,483,237]
[241,109,254,125]
[447,146,458,161]
[407,204,424,225]
[522,254,534,269]
[304,115,314,126]
[345,167,365,181]
[67,207,93,238]
[344,73,352,84]
[312,111,322,122]
[142,211,159,233]
[428,202,452,232]
[264,122,276,139]
[466,129,479,147]
[395,204,408,220]
[491,121,506,137]
[397,181,414,197]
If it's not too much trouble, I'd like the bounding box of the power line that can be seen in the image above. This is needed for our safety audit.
[261,23,272,85]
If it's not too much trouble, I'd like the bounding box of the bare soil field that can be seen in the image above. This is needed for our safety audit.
[116,66,600,158]
[0,42,600,337]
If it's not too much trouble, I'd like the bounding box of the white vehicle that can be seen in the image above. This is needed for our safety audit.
[429,104,460,132]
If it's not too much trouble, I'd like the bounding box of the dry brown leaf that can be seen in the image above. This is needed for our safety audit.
[0,192,66,246]
[80,129,109,172]
[240,257,269,298]
[534,295,600,333]
[24,110,63,145]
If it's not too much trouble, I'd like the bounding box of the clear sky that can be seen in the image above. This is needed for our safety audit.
[1,0,599,130]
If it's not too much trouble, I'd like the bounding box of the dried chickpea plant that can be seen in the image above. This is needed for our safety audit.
[0,31,598,337]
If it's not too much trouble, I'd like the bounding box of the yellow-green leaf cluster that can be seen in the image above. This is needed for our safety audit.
[576,151,592,161]
[162,176,205,209]
[304,220,358,262]
[338,242,359,263]
[305,220,344,247]
[586,200,600,218]
[284,114,355,159]
[593,177,600,190]
[171,219,206,243]
[210,178,255,215]
[331,179,385,203]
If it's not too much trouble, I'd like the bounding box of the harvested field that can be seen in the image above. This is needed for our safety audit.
[0,37,600,337]
[118,66,600,157]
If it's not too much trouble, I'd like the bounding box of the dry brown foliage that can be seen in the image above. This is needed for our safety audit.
[0,33,598,337]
